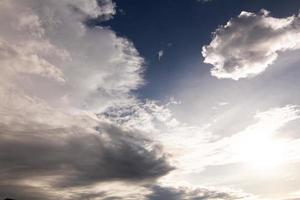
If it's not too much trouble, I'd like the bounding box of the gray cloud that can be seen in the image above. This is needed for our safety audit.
[202,10,300,80]
[0,124,172,184]
[0,185,56,200]
[0,122,173,199]
[147,185,250,200]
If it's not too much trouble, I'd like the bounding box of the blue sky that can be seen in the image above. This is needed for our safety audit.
[2,0,300,199]
[102,0,300,99]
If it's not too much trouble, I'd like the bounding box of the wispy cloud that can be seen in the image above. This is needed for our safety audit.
[162,105,300,173]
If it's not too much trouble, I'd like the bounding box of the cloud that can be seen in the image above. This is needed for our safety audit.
[0,120,173,199]
[0,0,144,112]
[102,99,179,134]
[162,105,300,173]
[147,185,252,200]
[0,185,57,200]
[4,0,299,199]
[0,122,172,185]
[285,190,300,200]
[202,10,300,80]
[0,182,152,200]
[0,0,174,199]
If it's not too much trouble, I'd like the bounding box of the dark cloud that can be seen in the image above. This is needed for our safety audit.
[0,185,55,200]
[147,185,247,200]
[0,184,112,200]
[0,122,173,199]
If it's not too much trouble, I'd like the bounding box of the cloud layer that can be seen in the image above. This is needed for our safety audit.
[147,185,253,200]
[202,10,300,80]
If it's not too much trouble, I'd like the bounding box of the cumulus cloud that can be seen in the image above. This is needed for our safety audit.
[0,0,144,112]
[0,0,173,199]
[202,9,300,80]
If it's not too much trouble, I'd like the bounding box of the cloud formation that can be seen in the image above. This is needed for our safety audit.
[147,185,252,200]
[0,0,144,112]
[0,0,173,199]
[162,105,300,173]
[3,0,300,199]
[0,122,172,185]
[202,10,300,80]
[0,120,172,199]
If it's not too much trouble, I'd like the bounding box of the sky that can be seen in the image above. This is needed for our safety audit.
[1,0,300,200]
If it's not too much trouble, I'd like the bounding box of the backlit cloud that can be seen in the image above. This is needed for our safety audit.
[202,10,300,80]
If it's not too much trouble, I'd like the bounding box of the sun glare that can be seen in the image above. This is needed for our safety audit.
[233,134,287,170]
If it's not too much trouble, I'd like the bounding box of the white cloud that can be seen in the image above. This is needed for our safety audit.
[202,10,300,80]
[102,99,179,134]
[161,105,300,173]
[0,0,144,113]
[211,106,300,167]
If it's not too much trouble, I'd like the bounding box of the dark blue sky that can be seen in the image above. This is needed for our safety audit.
[95,0,300,100]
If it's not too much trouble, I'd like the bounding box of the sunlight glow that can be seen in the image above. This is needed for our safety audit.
[229,106,300,170]
[233,134,287,170]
